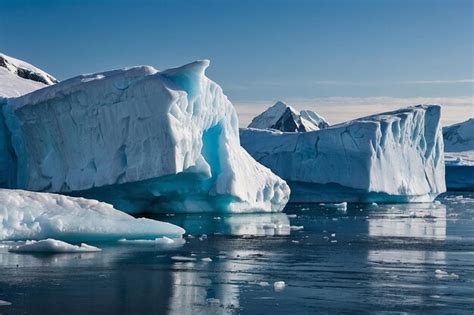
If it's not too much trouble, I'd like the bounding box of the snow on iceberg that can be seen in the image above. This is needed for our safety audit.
[0,52,57,98]
[248,101,329,132]
[443,119,474,190]
[0,60,289,213]
[8,239,101,253]
[0,189,185,241]
[241,105,445,203]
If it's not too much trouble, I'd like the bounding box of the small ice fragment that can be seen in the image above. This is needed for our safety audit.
[290,226,304,231]
[326,202,347,211]
[287,214,297,218]
[201,257,213,262]
[187,234,195,239]
[258,281,270,287]
[273,281,286,291]
[330,240,338,243]
[0,300,12,306]
[434,200,441,205]
[206,298,220,304]
[435,269,459,279]
[8,239,101,253]
[331,233,336,237]
[323,236,329,240]
[371,202,378,207]
[213,216,221,220]
[171,256,197,262]
[291,240,300,244]
[199,234,208,241]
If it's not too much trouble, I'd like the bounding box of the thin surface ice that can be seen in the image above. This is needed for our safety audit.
[241,105,445,203]
[0,60,289,213]
[248,101,329,132]
[0,189,185,241]
[8,239,101,253]
[443,119,474,190]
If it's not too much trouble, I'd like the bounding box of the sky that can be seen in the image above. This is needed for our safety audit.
[1,0,473,125]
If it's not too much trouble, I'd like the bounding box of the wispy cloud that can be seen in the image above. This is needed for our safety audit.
[234,96,474,127]
[403,79,474,84]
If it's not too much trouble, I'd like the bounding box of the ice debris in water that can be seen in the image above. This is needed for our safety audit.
[117,237,185,246]
[171,256,197,262]
[290,226,304,231]
[8,239,101,253]
[201,257,213,262]
[274,281,286,291]
[435,269,459,279]
[0,300,12,306]
[326,202,348,211]
[258,281,270,287]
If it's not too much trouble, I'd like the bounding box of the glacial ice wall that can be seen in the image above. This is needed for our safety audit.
[241,105,445,203]
[1,60,289,213]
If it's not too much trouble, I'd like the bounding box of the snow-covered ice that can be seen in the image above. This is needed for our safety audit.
[248,101,329,132]
[8,239,101,253]
[0,60,289,213]
[443,119,474,190]
[241,105,445,203]
[0,189,185,241]
[117,237,185,246]
[0,53,57,98]
[273,281,286,291]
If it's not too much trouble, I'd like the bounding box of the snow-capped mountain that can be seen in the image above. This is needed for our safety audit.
[248,101,329,132]
[0,52,58,98]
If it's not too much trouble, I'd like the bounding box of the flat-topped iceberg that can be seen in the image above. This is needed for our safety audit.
[241,105,445,203]
[248,101,329,132]
[8,239,102,253]
[0,189,184,241]
[0,60,289,213]
[443,118,474,190]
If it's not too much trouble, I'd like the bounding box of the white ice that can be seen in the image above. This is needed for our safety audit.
[8,239,101,253]
[241,105,445,203]
[0,189,185,241]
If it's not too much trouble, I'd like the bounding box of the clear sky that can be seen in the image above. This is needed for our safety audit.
[1,0,473,125]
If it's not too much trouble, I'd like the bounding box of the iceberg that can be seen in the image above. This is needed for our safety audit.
[0,60,289,213]
[0,189,185,241]
[8,239,101,253]
[241,105,445,203]
[248,101,329,132]
[443,119,474,190]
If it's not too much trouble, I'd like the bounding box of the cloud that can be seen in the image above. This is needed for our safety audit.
[403,79,474,84]
[234,96,474,127]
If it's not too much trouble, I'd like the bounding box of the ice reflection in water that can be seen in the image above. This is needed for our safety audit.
[0,193,472,314]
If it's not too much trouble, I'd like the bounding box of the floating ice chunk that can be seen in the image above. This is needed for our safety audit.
[326,202,348,211]
[290,226,304,231]
[8,239,101,253]
[273,281,286,291]
[201,257,213,262]
[331,233,336,237]
[287,214,298,218]
[435,269,459,279]
[171,256,197,262]
[241,105,445,203]
[0,189,185,241]
[258,281,270,287]
[1,60,289,214]
[371,202,379,207]
[117,237,185,246]
[0,300,12,306]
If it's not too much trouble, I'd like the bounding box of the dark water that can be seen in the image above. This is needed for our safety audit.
[0,192,473,314]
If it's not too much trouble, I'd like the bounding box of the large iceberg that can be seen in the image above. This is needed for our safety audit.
[443,118,474,190]
[241,105,445,203]
[0,189,184,241]
[0,60,289,213]
[248,101,329,132]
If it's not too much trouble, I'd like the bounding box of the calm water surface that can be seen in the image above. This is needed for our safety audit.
[0,192,473,314]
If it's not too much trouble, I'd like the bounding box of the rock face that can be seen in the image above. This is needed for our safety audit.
[0,53,58,98]
[241,105,446,203]
[0,60,289,213]
[248,101,329,132]
[443,118,474,190]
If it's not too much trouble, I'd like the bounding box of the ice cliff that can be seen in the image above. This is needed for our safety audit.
[0,60,289,213]
[248,101,329,132]
[241,105,445,203]
[443,118,474,190]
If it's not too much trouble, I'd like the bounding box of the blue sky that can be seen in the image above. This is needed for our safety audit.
[1,0,472,125]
